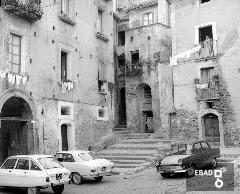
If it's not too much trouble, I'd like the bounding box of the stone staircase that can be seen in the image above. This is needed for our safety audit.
[98,133,171,173]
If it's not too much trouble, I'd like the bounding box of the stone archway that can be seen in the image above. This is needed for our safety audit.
[198,109,224,147]
[0,89,39,164]
[136,83,154,133]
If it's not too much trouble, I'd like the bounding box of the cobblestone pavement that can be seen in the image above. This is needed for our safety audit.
[0,165,240,194]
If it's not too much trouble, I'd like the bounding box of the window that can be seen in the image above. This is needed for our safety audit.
[131,50,139,64]
[1,159,17,169]
[97,10,103,33]
[61,106,71,115]
[199,25,213,43]
[193,143,202,153]
[61,51,68,81]
[61,0,70,15]
[206,101,213,108]
[200,67,214,83]
[117,54,125,68]
[98,80,107,93]
[15,159,29,170]
[9,33,21,74]
[63,154,75,162]
[166,0,171,26]
[200,0,210,4]
[30,160,41,171]
[143,12,153,25]
[97,106,108,120]
[118,31,125,46]
[201,142,211,151]
[38,157,63,170]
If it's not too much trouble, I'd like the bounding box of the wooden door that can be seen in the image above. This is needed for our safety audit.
[204,114,220,146]
[61,124,68,151]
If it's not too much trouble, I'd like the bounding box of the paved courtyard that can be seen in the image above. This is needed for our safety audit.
[1,164,240,194]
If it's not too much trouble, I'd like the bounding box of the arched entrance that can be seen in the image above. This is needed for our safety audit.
[136,84,154,133]
[199,109,224,147]
[0,97,35,164]
[203,113,220,146]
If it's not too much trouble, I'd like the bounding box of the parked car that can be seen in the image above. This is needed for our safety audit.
[155,140,220,178]
[0,155,71,194]
[54,150,115,184]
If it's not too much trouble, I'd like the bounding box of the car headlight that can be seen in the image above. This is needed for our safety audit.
[178,159,183,166]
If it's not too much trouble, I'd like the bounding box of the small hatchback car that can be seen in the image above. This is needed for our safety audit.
[55,150,115,184]
[156,140,220,178]
[0,155,71,194]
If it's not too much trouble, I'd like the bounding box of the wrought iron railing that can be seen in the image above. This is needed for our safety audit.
[195,80,219,100]
[196,39,218,59]
[2,0,43,22]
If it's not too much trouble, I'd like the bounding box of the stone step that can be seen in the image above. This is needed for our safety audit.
[111,160,145,165]
[114,128,128,131]
[113,131,130,135]
[99,149,157,156]
[108,144,159,150]
[99,155,149,161]
[121,139,170,144]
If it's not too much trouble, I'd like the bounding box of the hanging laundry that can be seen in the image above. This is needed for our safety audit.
[22,76,28,85]
[16,75,22,87]
[8,73,13,84]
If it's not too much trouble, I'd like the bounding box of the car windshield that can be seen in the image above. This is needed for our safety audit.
[78,152,99,161]
[172,144,192,155]
[38,157,63,170]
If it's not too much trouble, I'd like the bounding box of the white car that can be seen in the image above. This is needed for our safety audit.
[55,150,115,185]
[0,155,71,194]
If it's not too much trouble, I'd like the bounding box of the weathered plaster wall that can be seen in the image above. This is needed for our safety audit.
[171,0,240,146]
[0,0,115,155]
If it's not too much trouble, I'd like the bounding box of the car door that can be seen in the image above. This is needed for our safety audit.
[14,158,30,187]
[201,141,212,166]
[24,159,45,187]
[56,153,76,172]
[0,158,18,186]
[192,143,206,168]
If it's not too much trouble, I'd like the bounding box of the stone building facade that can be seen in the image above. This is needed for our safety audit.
[170,0,240,147]
[113,0,172,136]
[0,0,115,164]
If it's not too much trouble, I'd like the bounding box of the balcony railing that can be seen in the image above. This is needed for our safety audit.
[126,62,142,76]
[196,39,218,59]
[2,0,43,22]
[195,80,219,100]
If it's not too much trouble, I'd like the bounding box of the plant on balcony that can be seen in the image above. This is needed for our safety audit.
[2,0,43,22]
[96,32,109,42]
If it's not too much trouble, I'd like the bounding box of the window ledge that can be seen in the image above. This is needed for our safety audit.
[58,13,76,26]
[96,32,109,42]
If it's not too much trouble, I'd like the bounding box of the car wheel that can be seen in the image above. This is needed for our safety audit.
[210,158,217,169]
[27,187,40,194]
[52,184,64,194]
[94,176,103,182]
[186,165,195,178]
[160,173,171,178]
[72,172,84,185]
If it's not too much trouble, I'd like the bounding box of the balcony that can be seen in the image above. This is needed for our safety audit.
[126,62,142,76]
[2,0,43,22]
[195,80,219,100]
[172,39,218,66]
[195,39,218,60]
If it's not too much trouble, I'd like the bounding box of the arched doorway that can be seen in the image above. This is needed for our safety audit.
[203,113,220,146]
[0,97,34,164]
[136,84,154,133]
